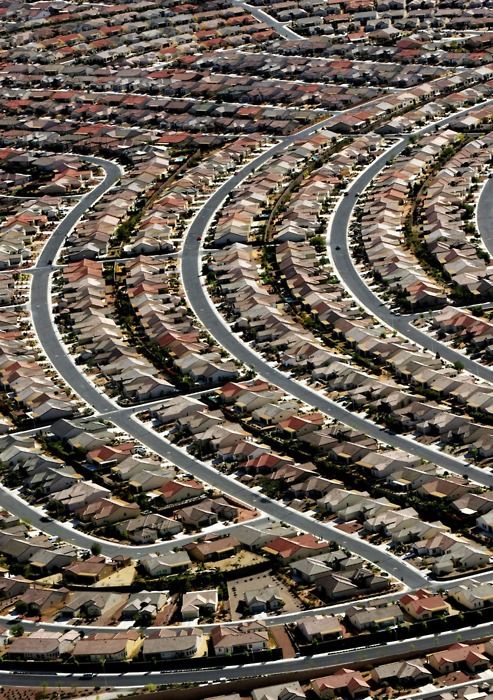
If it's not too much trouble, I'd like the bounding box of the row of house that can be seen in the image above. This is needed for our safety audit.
[360,129,456,309]
[0,83,312,139]
[65,147,170,261]
[0,148,99,270]
[216,381,491,543]
[419,130,493,299]
[210,136,324,247]
[278,237,493,431]
[125,134,265,255]
[123,256,239,385]
[252,0,493,37]
[431,306,493,360]
[209,242,341,373]
[271,133,383,244]
[267,33,493,73]
[0,422,204,544]
[58,258,176,402]
[0,148,97,197]
[192,48,445,90]
[1,1,276,65]
[0,308,76,422]
[183,381,493,575]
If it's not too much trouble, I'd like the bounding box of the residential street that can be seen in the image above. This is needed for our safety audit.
[232,0,305,40]
[328,102,493,387]
[477,174,493,257]
[181,107,493,492]
[4,1,493,694]
[26,160,428,586]
[0,620,491,688]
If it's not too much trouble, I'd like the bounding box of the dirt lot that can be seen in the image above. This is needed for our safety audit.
[94,565,136,587]
[204,550,266,572]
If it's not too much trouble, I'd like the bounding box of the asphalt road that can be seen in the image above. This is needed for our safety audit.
[0,483,271,558]
[123,413,428,586]
[25,159,428,585]
[328,100,493,387]
[7,113,493,689]
[1,590,405,637]
[9,563,493,639]
[232,0,304,40]
[180,120,493,495]
[1,620,492,688]
[477,174,493,257]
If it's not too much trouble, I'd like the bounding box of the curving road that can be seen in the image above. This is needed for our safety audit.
[477,173,493,258]
[180,114,493,493]
[328,101,493,388]
[25,159,428,585]
[0,620,492,688]
[0,482,273,559]
[5,110,493,690]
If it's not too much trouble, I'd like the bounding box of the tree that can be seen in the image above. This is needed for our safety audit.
[14,600,27,615]
[11,624,24,637]
[91,542,102,556]
[135,610,154,627]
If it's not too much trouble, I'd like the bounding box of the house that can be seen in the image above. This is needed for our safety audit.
[185,536,240,562]
[399,589,451,620]
[0,576,29,599]
[72,631,142,661]
[477,510,493,535]
[62,556,116,584]
[181,589,218,621]
[211,622,269,656]
[142,629,203,660]
[262,534,330,562]
[117,514,182,543]
[427,643,489,674]
[121,591,169,621]
[290,556,334,584]
[235,522,299,550]
[139,551,191,577]
[60,591,127,621]
[159,479,204,505]
[176,503,218,529]
[243,585,284,614]
[51,418,113,451]
[4,635,60,661]
[449,580,493,610]
[17,587,67,616]
[345,603,404,631]
[371,660,432,686]
[76,497,140,525]
[87,443,135,468]
[29,546,77,575]
[50,481,110,511]
[296,615,343,643]
[312,669,370,699]
[251,682,306,700]
[318,569,390,601]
